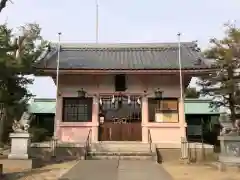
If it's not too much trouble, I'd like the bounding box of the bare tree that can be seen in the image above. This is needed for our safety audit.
[0,0,13,13]
[185,87,200,98]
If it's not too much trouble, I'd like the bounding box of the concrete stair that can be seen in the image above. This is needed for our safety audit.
[87,141,157,161]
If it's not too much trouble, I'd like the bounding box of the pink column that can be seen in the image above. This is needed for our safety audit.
[178,98,186,138]
[141,96,149,143]
[91,96,99,142]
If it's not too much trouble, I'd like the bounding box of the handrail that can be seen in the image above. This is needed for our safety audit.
[148,129,152,154]
[84,129,92,159]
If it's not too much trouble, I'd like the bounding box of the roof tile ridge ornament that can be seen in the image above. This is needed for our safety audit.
[189,40,201,52]
[34,42,59,68]
[53,42,196,50]
[184,41,208,67]
[42,43,59,67]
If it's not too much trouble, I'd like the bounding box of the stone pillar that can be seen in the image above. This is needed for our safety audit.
[179,98,186,138]
[8,133,30,159]
[91,96,99,142]
[54,95,62,139]
[142,96,149,143]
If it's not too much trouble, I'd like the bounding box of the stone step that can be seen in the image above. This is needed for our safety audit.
[88,155,154,160]
[88,142,158,161]
[90,148,151,152]
[91,142,151,152]
[87,150,157,161]
[88,151,155,160]
[92,141,150,145]
[88,151,155,156]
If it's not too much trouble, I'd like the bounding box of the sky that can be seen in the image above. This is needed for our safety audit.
[0,0,239,98]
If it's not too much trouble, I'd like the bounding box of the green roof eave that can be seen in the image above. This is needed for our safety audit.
[28,98,56,114]
[184,98,220,115]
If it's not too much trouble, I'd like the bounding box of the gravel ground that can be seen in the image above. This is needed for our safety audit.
[163,161,240,180]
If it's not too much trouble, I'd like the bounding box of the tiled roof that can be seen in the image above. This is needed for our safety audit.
[36,42,210,70]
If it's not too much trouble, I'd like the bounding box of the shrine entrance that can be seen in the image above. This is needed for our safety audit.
[98,95,142,141]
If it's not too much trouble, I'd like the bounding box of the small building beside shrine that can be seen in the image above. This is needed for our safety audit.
[35,42,211,148]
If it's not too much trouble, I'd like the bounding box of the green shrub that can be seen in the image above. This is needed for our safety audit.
[29,127,48,142]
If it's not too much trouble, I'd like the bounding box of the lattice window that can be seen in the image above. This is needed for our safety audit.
[100,95,141,122]
[148,98,179,123]
[62,97,92,122]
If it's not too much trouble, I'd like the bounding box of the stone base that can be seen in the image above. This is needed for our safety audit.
[9,132,30,160]
[210,161,240,172]
[219,155,240,165]
[8,153,28,160]
[156,148,181,163]
[0,158,42,171]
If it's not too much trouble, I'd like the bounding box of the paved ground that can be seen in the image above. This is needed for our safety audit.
[60,160,173,180]
[3,160,77,180]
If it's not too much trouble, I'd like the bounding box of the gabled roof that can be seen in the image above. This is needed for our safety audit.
[35,42,210,70]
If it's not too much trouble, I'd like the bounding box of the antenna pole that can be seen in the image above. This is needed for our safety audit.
[54,32,61,137]
[177,33,183,101]
[95,0,99,43]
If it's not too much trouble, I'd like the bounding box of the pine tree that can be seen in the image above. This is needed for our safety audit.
[0,23,47,144]
[200,23,240,128]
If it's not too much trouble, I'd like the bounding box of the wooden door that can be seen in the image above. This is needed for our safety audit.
[99,122,142,141]
[99,122,121,141]
[121,122,142,141]
[98,95,142,141]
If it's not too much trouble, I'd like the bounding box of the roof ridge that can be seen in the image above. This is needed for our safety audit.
[50,42,196,49]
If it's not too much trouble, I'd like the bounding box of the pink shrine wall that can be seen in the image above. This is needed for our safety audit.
[54,74,187,148]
